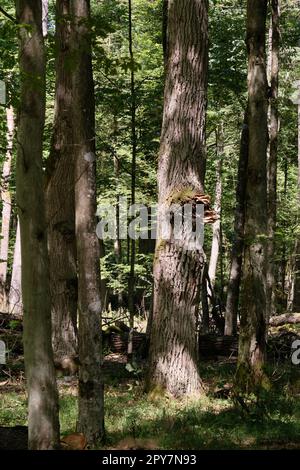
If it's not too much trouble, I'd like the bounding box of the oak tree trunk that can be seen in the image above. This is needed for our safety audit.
[236,0,269,390]
[146,0,208,397]
[71,0,104,446]
[16,0,60,449]
[46,0,78,360]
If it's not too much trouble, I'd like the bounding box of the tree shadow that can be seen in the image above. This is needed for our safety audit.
[106,394,300,450]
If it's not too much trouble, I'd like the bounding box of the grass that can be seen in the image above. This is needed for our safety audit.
[0,360,299,449]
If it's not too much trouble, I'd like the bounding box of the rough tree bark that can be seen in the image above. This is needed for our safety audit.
[71,0,104,446]
[224,107,249,336]
[266,0,280,323]
[0,106,14,311]
[236,0,269,390]
[146,0,208,397]
[45,0,78,360]
[15,0,60,449]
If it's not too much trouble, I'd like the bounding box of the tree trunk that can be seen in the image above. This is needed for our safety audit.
[224,107,249,336]
[113,152,123,309]
[15,0,60,449]
[266,0,280,324]
[201,263,210,334]
[127,0,137,360]
[8,219,23,316]
[71,0,104,446]
[0,106,14,311]
[42,0,48,37]
[236,0,269,390]
[292,242,300,312]
[162,0,168,66]
[290,84,300,312]
[278,153,288,310]
[208,123,223,296]
[146,0,208,397]
[99,238,108,310]
[45,0,78,360]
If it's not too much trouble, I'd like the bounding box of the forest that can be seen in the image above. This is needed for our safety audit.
[0,0,299,453]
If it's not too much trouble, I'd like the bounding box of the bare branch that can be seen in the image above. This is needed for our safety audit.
[0,7,17,24]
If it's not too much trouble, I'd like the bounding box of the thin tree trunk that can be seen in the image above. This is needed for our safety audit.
[290,83,300,312]
[236,0,269,390]
[295,83,300,312]
[224,107,249,336]
[208,123,223,296]
[113,159,122,263]
[127,0,137,360]
[266,0,280,324]
[201,263,210,334]
[162,0,168,66]
[113,152,123,309]
[46,0,78,360]
[42,0,48,37]
[112,117,122,266]
[8,219,23,315]
[15,0,60,449]
[286,258,294,312]
[278,153,288,309]
[72,0,104,446]
[0,106,14,311]
[145,0,168,344]
[146,0,208,397]
[99,238,108,311]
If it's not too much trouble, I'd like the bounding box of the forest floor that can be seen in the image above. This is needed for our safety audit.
[0,353,300,450]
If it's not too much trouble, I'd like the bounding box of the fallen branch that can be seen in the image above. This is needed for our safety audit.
[269,312,300,327]
[0,7,17,24]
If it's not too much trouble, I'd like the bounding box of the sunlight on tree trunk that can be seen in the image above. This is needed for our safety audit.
[208,123,224,300]
[146,0,208,397]
[8,219,23,315]
[0,106,14,311]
